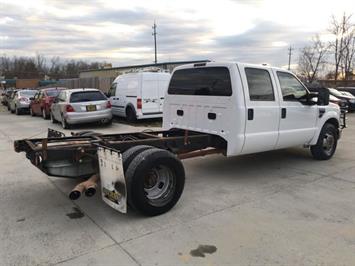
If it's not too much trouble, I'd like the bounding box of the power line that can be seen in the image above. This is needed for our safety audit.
[288,46,293,70]
[152,21,157,64]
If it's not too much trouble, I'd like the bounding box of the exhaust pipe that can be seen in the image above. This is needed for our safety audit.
[69,175,99,200]
[84,175,99,197]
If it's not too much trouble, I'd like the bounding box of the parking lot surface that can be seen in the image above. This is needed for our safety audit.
[1,105,355,265]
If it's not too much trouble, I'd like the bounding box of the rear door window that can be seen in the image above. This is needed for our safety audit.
[245,68,275,101]
[70,91,107,103]
[168,67,232,96]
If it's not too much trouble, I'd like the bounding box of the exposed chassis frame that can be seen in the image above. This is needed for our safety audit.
[14,128,226,178]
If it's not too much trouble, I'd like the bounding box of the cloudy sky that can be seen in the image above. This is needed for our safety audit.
[0,0,353,68]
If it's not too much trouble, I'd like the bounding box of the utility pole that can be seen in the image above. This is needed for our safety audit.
[152,21,157,64]
[288,46,293,70]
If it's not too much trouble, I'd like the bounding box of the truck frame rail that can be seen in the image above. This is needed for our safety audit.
[14,128,226,178]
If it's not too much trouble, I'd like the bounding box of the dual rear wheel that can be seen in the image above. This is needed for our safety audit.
[122,145,185,216]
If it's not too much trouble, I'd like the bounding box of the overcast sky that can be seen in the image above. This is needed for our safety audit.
[0,0,353,68]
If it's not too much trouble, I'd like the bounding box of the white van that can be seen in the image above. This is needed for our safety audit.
[108,72,171,122]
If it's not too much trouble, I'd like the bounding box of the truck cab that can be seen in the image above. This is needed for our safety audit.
[163,62,341,157]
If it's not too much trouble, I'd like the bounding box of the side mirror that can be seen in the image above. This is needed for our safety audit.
[317,89,330,106]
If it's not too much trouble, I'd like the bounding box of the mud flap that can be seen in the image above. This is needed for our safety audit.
[97,146,127,213]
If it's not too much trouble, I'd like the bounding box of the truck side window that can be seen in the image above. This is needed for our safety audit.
[245,68,275,101]
[277,72,307,101]
[168,67,232,96]
[108,83,117,97]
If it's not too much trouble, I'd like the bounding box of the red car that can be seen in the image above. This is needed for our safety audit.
[30,87,67,119]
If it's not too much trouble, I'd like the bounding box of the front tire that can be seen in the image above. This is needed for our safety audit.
[311,123,338,160]
[125,148,185,216]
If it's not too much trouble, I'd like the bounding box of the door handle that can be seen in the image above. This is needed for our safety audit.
[281,108,287,119]
[247,108,254,120]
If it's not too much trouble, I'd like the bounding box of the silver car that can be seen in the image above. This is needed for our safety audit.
[50,88,112,129]
[9,90,37,115]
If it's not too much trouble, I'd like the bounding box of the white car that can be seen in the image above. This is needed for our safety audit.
[108,72,171,122]
[50,88,112,129]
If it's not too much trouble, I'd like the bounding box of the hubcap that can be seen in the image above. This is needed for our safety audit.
[322,133,335,156]
[143,165,175,206]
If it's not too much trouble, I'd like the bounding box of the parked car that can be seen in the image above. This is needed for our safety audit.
[9,90,37,115]
[340,91,355,97]
[328,88,355,112]
[337,87,355,96]
[3,89,16,107]
[308,87,349,112]
[6,90,18,111]
[50,88,112,129]
[30,87,67,119]
[107,72,171,122]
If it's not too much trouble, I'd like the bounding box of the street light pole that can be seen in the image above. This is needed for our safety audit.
[152,22,158,64]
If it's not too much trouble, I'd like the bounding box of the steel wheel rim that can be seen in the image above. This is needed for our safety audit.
[144,165,175,206]
[322,133,335,156]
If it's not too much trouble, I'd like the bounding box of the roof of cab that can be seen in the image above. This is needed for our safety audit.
[172,61,292,74]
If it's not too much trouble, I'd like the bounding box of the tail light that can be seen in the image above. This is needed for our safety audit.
[66,105,75,112]
[106,101,112,109]
[137,98,142,109]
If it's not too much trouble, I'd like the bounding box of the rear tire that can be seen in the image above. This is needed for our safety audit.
[125,148,185,216]
[30,107,35,116]
[15,106,20,115]
[61,115,70,129]
[42,108,49,119]
[50,112,57,123]
[311,123,338,160]
[126,107,137,123]
[122,145,154,172]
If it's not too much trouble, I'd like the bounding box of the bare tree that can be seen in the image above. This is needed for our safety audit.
[342,30,355,80]
[328,13,353,82]
[298,35,328,83]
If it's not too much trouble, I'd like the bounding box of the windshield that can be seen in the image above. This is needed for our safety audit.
[168,67,232,96]
[328,88,343,97]
[19,90,36,97]
[46,90,61,97]
[70,91,106,103]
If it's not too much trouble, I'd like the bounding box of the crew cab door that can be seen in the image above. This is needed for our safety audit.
[240,66,281,154]
[273,71,318,148]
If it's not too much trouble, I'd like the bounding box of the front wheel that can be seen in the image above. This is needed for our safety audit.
[310,123,338,160]
[125,148,185,216]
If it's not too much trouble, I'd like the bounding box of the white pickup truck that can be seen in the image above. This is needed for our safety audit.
[15,62,343,216]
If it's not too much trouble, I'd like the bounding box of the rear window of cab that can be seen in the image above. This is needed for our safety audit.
[168,67,232,96]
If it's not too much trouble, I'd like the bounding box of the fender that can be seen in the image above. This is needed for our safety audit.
[309,108,340,146]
